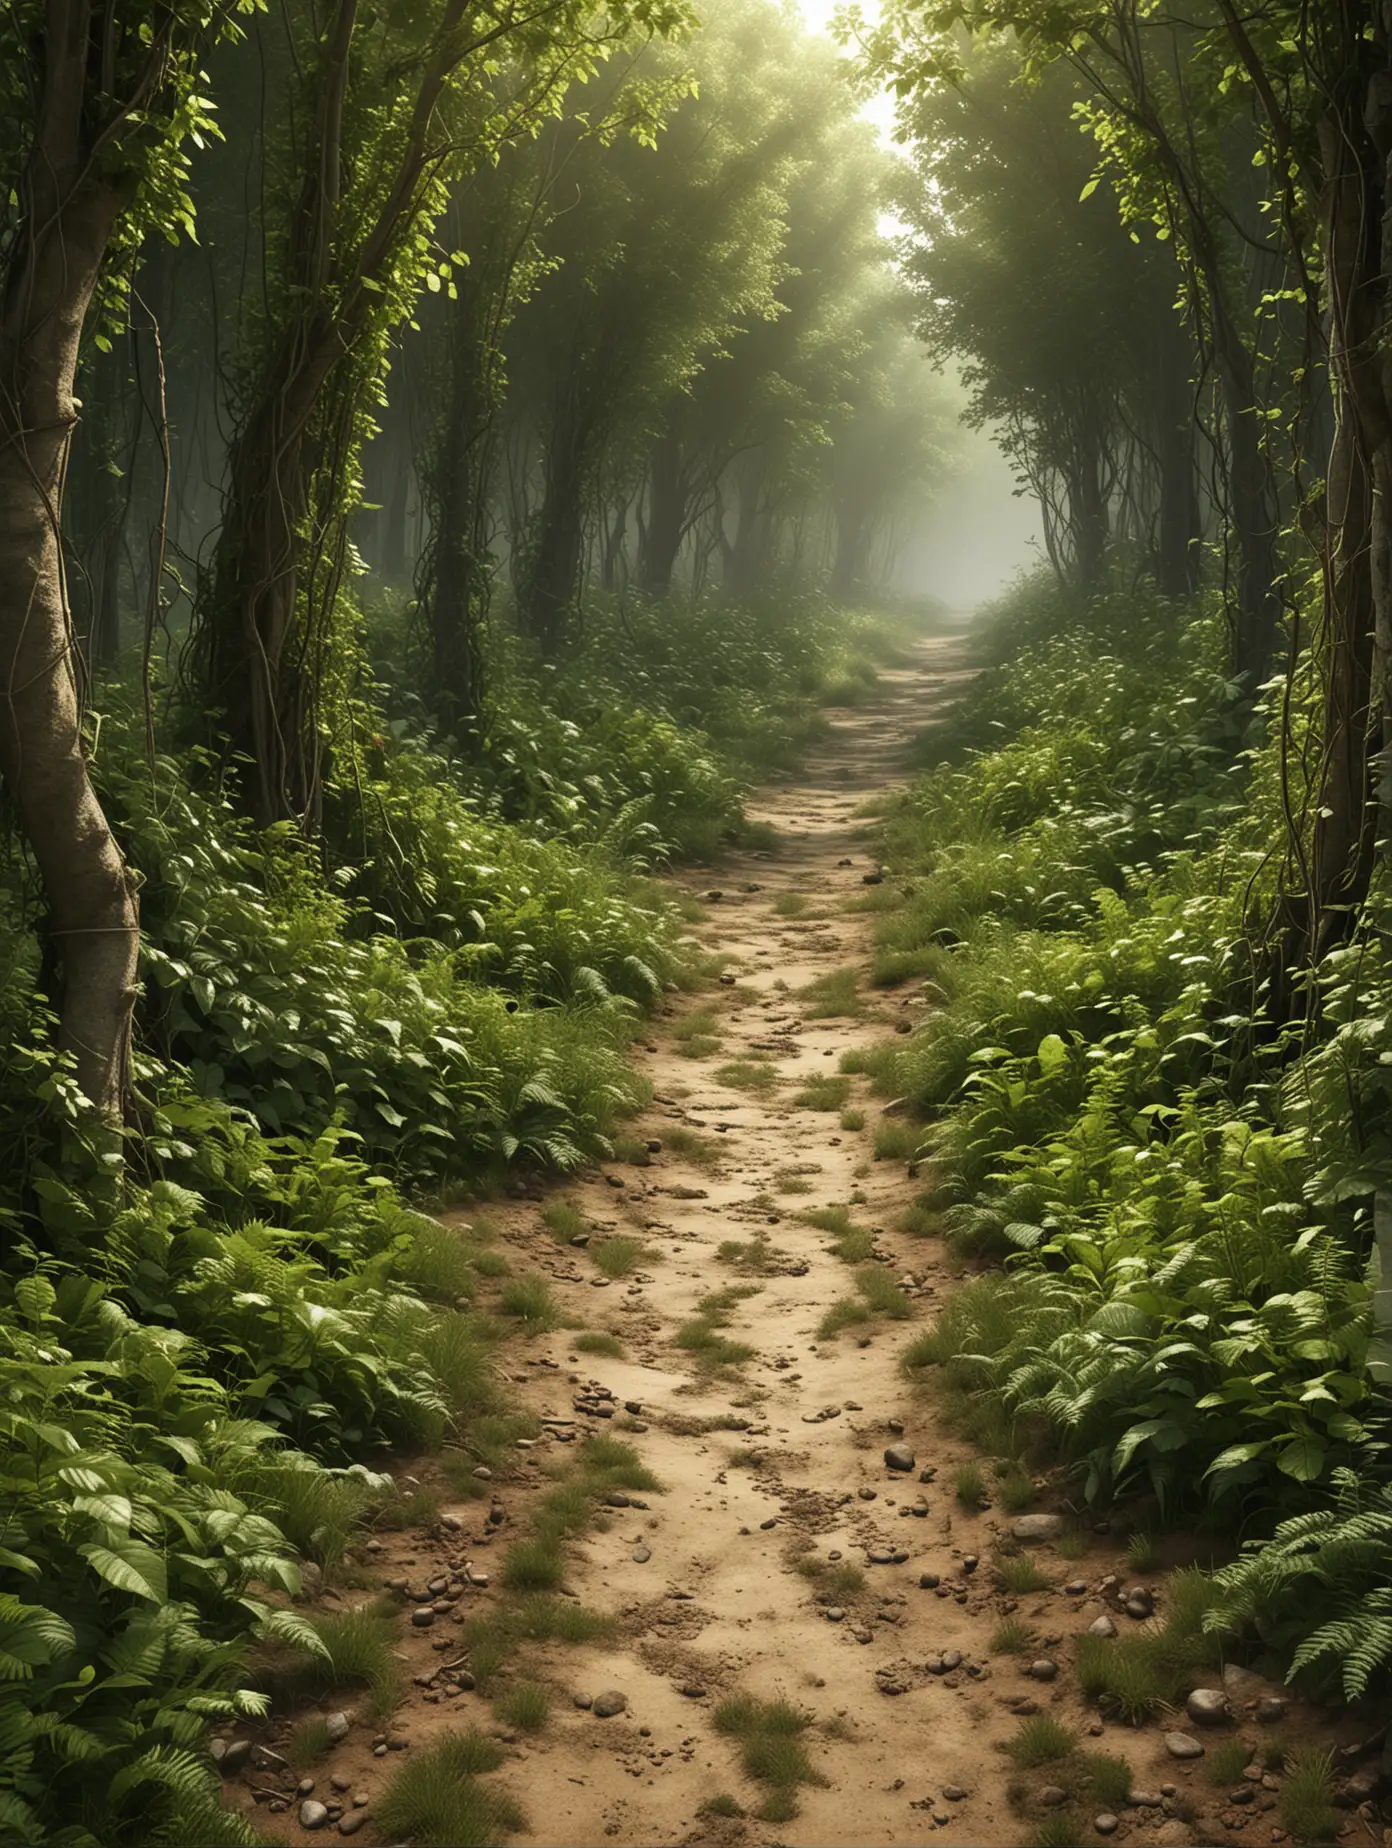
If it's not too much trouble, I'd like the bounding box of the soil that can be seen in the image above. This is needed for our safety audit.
[227,638,1347,1848]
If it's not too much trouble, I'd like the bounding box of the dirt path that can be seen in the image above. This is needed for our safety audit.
[243,637,1311,1848]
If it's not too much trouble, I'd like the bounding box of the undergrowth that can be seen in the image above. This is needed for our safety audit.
[872,568,1392,1701]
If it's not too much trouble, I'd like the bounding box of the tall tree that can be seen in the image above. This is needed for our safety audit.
[196,0,689,825]
[0,0,240,1118]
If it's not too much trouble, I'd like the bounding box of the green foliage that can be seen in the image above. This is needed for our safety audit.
[876,573,1392,1719]
[1004,1714,1077,1766]
[375,1731,525,1846]
[1278,1748,1339,1844]
[492,1680,551,1732]
[676,1287,759,1367]
[713,1693,826,1817]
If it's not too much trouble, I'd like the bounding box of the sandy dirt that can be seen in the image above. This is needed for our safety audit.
[230,638,1336,1848]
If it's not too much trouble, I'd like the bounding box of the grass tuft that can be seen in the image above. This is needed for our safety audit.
[1004,1714,1077,1767]
[574,1330,624,1358]
[499,1274,557,1328]
[492,1680,551,1733]
[1279,1746,1339,1844]
[793,1073,852,1111]
[375,1731,524,1846]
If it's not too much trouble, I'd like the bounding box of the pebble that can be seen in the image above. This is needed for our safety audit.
[920,1573,940,1589]
[1125,1588,1155,1619]
[826,1607,845,1622]
[299,1801,330,1830]
[1164,1732,1205,1759]
[325,1712,350,1744]
[884,1444,916,1472]
[338,1817,366,1838]
[1029,1659,1058,1682]
[1095,1815,1119,1836]
[472,1465,492,1480]
[1088,1614,1118,1638]
[942,1786,966,1802]
[297,1778,316,1796]
[574,1693,593,1709]
[1186,1688,1231,1727]
[331,1776,351,1794]
[410,1607,435,1628]
[1257,1695,1288,1723]
[632,1546,652,1564]
[680,1684,707,1698]
[1040,1786,1068,1808]
[1064,1580,1087,1596]
[593,1690,628,1718]
[1012,1513,1063,1543]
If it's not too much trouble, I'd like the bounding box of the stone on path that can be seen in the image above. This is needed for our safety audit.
[883,1444,916,1472]
[1011,1513,1063,1543]
[1164,1732,1205,1759]
[1186,1688,1230,1727]
[593,1690,628,1718]
[299,1801,330,1830]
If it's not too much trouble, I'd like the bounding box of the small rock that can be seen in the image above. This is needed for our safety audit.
[1088,1615,1118,1638]
[324,1712,350,1744]
[1095,1816,1119,1836]
[593,1690,628,1718]
[298,1778,316,1796]
[884,1444,916,1472]
[680,1684,707,1698]
[331,1776,351,1794]
[1012,1513,1064,1543]
[219,1740,252,1776]
[962,1555,978,1573]
[299,1801,330,1830]
[1257,1695,1288,1724]
[1039,1786,1069,1808]
[1125,1588,1155,1619]
[632,1546,652,1564]
[1029,1659,1059,1682]
[920,1573,940,1589]
[338,1817,367,1838]
[472,1466,492,1480]
[942,1786,967,1802]
[826,1607,845,1622]
[574,1693,593,1710]
[1164,1733,1205,1760]
[410,1607,435,1628]
[1187,1688,1231,1728]
[1065,1580,1087,1596]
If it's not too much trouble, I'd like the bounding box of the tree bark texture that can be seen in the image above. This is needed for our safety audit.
[0,0,142,1120]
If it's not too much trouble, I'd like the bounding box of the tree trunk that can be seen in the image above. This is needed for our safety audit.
[203,330,332,825]
[638,417,687,594]
[830,500,870,602]
[523,421,587,653]
[0,160,140,1122]
[1290,46,1390,966]
[601,498,628,591]
[1154,321,1201,599]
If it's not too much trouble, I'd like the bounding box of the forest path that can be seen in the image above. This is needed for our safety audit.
[455,636,1258,1848]
[254,637,1286,1848]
